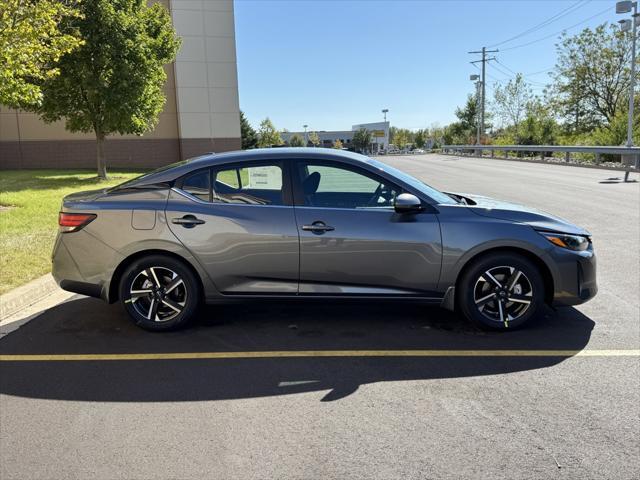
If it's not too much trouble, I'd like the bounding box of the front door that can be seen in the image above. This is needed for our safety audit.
[166,161,299,294]
[292,160,442,296]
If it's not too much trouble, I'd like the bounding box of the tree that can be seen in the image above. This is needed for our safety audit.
[494,100,559,146]
[414,129,426,149]
[389,127,415,147]
[549,24,634,133]
[352,128,371,152]
[240,110,258,149]
[493,74,535,140]
[288,134,305,147]
[257,117,283,147]
[308,131,320,147]
[0,0,83,108]
[35,0,180,179]
[392,128,411,149]
[333,139,343,149]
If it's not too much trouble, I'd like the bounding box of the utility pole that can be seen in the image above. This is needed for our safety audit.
[469,47,498,143]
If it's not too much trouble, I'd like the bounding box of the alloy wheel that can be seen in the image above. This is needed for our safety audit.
[129,266,187,322]
[473,265,533,327]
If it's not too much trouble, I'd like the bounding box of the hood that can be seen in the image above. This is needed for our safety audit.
[448,192,591,236]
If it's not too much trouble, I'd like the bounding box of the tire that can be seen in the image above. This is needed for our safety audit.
[118,254,201,331]
[457,252,545,331]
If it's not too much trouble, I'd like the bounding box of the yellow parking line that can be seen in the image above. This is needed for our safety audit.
[0,349,638,361]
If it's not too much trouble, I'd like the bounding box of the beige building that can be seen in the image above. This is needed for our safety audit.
[0,0,241,169]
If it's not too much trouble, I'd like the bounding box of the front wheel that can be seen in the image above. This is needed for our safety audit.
[457,253,545,330]
[119,255,201,331]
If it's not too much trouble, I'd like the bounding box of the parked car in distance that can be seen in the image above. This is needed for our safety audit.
[412,148,426,154]
[387,145,401,154]
[53,148,597,331]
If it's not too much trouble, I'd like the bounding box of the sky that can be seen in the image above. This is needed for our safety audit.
[234,0,619,132]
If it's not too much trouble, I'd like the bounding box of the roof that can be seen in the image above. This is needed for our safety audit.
[119,148,374,189]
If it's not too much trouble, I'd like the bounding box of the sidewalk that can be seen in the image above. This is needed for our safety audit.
[0,274,76,337]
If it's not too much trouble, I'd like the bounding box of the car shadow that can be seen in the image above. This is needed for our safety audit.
[0,297,594,402]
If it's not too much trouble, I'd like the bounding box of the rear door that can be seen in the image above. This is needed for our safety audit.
[166,160,299,294]
[292,160,442,296]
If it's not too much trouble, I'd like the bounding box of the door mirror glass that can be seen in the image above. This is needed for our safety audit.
[394,193,423,213]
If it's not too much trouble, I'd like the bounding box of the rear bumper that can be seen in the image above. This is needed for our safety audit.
[51,232,109,300]
[58,279,103,298]
[549,246,597,307]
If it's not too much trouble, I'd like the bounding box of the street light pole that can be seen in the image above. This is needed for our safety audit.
[616,1,639,181]
[627,3,637,149]
[303,124,308,147]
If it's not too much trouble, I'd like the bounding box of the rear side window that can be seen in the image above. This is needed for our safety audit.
[182,170,210,201]
[213,164,284,205]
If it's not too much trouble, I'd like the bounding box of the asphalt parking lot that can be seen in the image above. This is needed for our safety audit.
[1,154,639,480]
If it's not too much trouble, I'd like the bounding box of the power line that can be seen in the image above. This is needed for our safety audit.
[523,67,554,77]
[492,59,548,86]
[487,0,589,48]
[500,6,611,52]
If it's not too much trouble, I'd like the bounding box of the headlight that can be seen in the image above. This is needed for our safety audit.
[539,231,591,251]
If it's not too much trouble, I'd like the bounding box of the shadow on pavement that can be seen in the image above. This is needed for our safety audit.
[0,297,594,402]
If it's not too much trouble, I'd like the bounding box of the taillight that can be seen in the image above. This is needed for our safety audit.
[58,212,96,233]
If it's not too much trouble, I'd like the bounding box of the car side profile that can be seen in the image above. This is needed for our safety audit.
[52,148,597,331]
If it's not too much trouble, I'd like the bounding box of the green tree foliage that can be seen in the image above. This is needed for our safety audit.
[308,131,320,147]
[392,129,411,149]
[240,110,258,149]
[493,74,535,140]
[414,129,426,149]
[333,139,343,149]
[389,127,415,147]
[352,128,371,152]
[444,94,489,144]
[494,100,560,146]
[288,134,305,147]
[550,24,633,133]
[257,117,283,147]
[0,0,83,108]
[34,0,180,179]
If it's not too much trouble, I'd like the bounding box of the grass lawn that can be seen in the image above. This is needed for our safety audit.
[0,169,144,295]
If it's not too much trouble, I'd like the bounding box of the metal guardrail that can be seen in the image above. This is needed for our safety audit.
[441,144,640,170]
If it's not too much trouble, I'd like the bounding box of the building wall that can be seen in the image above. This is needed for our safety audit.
[0,0,241,170]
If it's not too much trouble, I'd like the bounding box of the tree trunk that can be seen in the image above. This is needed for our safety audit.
[96,131,107,180]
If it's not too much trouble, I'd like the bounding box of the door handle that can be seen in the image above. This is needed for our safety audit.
[172,215,205,228]
[301,221,335,233]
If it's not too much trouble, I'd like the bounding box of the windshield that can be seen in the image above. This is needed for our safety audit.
[365,158,458,205]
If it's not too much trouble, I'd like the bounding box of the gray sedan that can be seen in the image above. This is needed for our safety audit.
[52,148,597,331]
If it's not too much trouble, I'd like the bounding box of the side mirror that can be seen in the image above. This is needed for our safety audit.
[394,193,423,214]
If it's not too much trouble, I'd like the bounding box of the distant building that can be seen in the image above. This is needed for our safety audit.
[281,121,390,153]
[0,0,241,169]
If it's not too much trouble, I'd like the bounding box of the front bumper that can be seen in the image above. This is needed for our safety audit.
[549,246,597,307]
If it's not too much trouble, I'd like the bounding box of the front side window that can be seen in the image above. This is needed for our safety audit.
[298,163,401,209]
[213,164,284,205]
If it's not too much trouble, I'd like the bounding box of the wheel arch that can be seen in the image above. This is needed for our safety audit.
[454,246,555,305]
[108,249,205,304]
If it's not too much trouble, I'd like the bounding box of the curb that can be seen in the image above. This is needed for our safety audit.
[0,274,61,321]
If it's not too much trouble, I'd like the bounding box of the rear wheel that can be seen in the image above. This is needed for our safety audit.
[458,252,544,330]
[119,255,200,331]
